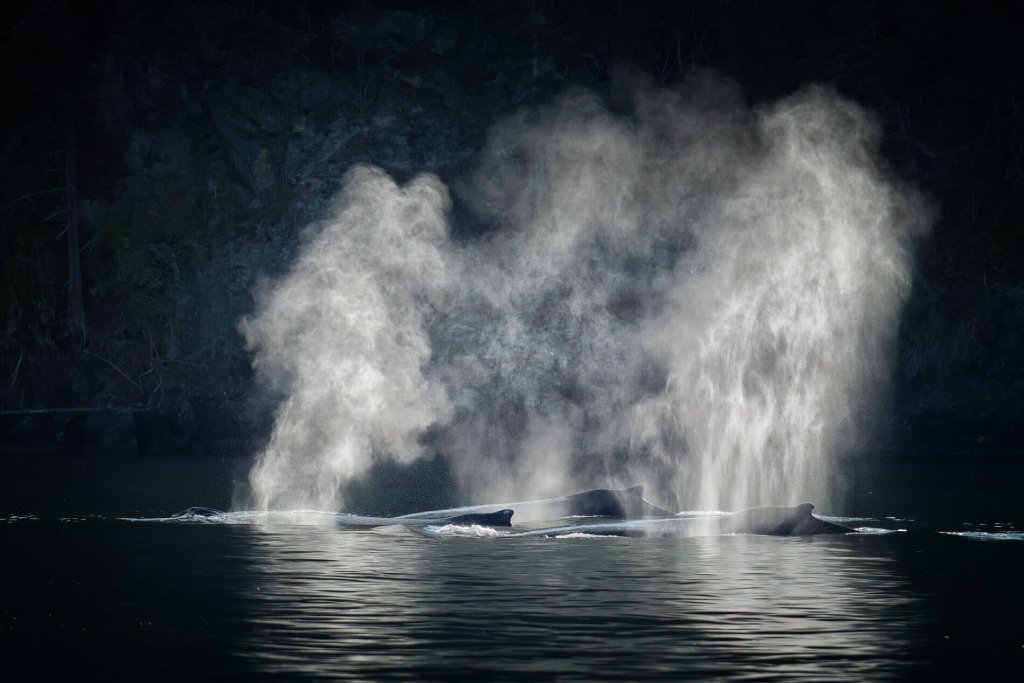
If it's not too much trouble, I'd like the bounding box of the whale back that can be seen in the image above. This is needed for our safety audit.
[399,486,675,523]
[551,486,653,518]
[443,509,515,527]
[720,503,852,535]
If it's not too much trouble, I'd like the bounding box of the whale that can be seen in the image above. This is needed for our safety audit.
[397,485,675,524]
[170,487,852,536]
[170,506,515,528]
[492,502,853,538]
[335,509,515,529]
[169,486,668,526]
[719,502,851,536]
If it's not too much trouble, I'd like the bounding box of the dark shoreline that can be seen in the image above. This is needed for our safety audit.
[2,1,1021,461]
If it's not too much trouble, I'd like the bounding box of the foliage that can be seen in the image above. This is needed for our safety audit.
[0,0,1022,447]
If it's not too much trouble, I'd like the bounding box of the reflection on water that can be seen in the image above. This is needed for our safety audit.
[2,455,1023,680]
[940,530,1024,541]
[228,526,930,681]
[3,518,1023,680]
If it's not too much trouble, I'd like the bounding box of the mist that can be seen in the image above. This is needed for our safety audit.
[238,73,930,513]
[237,169,455,511]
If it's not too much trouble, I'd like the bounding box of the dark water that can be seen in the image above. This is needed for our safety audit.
[2,456,1023,681]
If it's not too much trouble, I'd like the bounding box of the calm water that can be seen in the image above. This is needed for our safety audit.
[2,456,1023,681]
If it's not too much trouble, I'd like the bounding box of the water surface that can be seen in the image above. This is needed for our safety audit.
[2,456,1022,681]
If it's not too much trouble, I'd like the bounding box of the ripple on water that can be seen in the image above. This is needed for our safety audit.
[940,530,1024,541]
[6,510,1023,680]
[1,513,39,523]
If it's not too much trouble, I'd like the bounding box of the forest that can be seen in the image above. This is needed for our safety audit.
[1,0,1021,461]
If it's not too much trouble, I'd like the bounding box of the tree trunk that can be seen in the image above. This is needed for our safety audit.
[65,118,85,337]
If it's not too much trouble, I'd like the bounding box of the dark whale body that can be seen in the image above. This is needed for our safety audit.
[397,486,675,524]
[401,488,851,536]
[170,506,514,528]
[333,508,515,529]
[172,488,851,536]
[171,487,656,527]
[491,501,851,540]
[503,501,852,538]
[720,502,851,536]
[418,509,514,528]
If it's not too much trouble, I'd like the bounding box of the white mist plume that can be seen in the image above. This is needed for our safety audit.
[239,73,929,512]
[238,167,453,510]
[634,85,929,509]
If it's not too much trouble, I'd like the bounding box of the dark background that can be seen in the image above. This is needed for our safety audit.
[1,0,1021,462]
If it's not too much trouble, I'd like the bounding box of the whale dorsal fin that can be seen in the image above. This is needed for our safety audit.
[771,503,816,534]
[445,509,514,527]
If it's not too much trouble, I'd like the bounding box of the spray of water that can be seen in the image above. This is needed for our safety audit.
[237,168,454,511]
[238,74,929,512]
